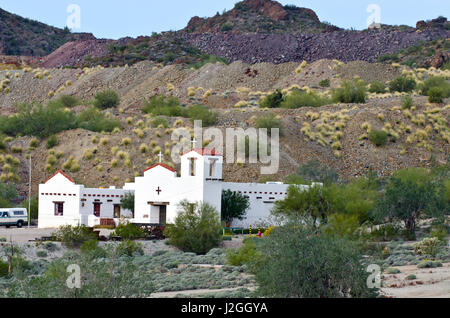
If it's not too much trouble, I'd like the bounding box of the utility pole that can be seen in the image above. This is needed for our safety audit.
[28,153,31,229]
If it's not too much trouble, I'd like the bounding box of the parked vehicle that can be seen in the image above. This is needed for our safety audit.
[0,208,28,228]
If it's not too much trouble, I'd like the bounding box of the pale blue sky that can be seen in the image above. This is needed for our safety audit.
[0,0,448,39]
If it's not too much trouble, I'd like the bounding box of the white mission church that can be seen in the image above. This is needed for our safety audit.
[38,148,311,229]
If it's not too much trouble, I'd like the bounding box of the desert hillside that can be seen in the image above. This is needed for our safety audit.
[0,58,448,199]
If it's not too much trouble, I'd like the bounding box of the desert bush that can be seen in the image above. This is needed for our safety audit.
[332,80,367,103]
[150,117,169,128]
[53,225,98,248]
[389,76,416,93]
[428,87,445,103]
[0,103,78,138]
[165,200,222,255]
[0,260,8,277]
[4,250,154,297]
[80,239,107,259]
[418,76,450,99]
[77,106,122,133]
[259,89,283,108]
[221,190,250,226]
[184,104,218,126]
[254,113,283,136]
[111,222,146,240]
[56,95,80,108]
[94,90,120,109]
[227,240,262,267]
[401,95,414,109]
[369,130,388,146]
[430,224,448,241]
[114,240,144,257]
[368,81,386,94]
[386,267,401,274]
[319,79,330,87]
[36,250,48,258]
[46,135,58,149]
[406,274,417,280]
[322,214,360,239]
[413,237,441,256]
[252,221,377,298]
[281,89,329,108]
[417,260,443,268]
[142,95,183,116]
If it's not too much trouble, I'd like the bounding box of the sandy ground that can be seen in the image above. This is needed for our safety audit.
[381,262,450,298]
[0,227,114,242]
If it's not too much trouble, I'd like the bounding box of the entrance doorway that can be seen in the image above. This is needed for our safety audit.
[93,203,101,217]
[114,205,121,219]
[159,205,167,225]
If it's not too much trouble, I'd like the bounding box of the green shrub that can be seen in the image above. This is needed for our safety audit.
[57,95,80,108]
[114,240,144,257]
[319,79,330,87]
[150,117,169,128]
[369,130,388,147]
[251,221,377,298]
[0,103,78,138]
[226,240,262,267]
[419,76,450,99]
[94,90,120,109]
[386,267,401,274]
[280,89,329,108]
[428,87,445,103]
[413,237,441,256]
[332,80,367,103]
[368,81,386,94]
[401,95,413,109]
[322,214,360,239]
[53,225,98,248]
[77,106,122,132]
[0,260,8,277]
[36,250,48,258]
[80,239,107,258]
[389,76,416,93]
[184,104,218,126]
[259,89,283,108]
[142,95,183,116]
[111,222,146,240]
[430,224,448,241]
[417,260,443,268]
[254,113,284,136]
[406,274,417,280]
[46,135,58,149]
[165,200,222,255]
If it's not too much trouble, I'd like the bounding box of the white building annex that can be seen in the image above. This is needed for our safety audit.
[38,148,309,229]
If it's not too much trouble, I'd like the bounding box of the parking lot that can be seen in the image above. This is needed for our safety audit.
[0,227,56,242]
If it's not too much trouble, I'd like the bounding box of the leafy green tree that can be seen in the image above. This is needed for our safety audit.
[120,192,135,213]
[373,168,445,238]
[221,190,250,226]
[165,200,222,254]
[252,222,377,298]
[296,159,338,185]
[273,184,331,228]
[0,183,17,208]
[332,80,367,103]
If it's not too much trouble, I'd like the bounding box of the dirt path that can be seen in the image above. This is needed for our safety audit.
[150,286,256,298]
[381,262,450,298]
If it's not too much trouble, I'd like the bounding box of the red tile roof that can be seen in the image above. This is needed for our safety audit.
[181,148,222,156]
[144,163,177,173]
[44,171,75,184]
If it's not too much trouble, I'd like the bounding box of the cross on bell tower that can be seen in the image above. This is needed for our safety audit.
[158,151,163,163]
[191,137,197,149]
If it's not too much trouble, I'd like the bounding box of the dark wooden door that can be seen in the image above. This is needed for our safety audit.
[94,203,101,217]
[114,205,121,218]
[159,206,167,225]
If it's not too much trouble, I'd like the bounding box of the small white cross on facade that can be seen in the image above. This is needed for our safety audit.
[158,151,163,163]
[191,138,197,148]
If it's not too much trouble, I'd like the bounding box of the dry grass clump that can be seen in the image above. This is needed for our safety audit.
[295,61,307,74]
[134,128,145,139]
[121,138,132,146]
[139,144,149,154]
[99,137,109,146]
[62,156,80,172]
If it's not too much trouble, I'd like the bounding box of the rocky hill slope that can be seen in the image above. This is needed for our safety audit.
[184,0,337,34]
[0,8,95,56]
[0,59,448,198]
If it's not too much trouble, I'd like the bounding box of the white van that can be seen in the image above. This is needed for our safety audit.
[0,208,28,228]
